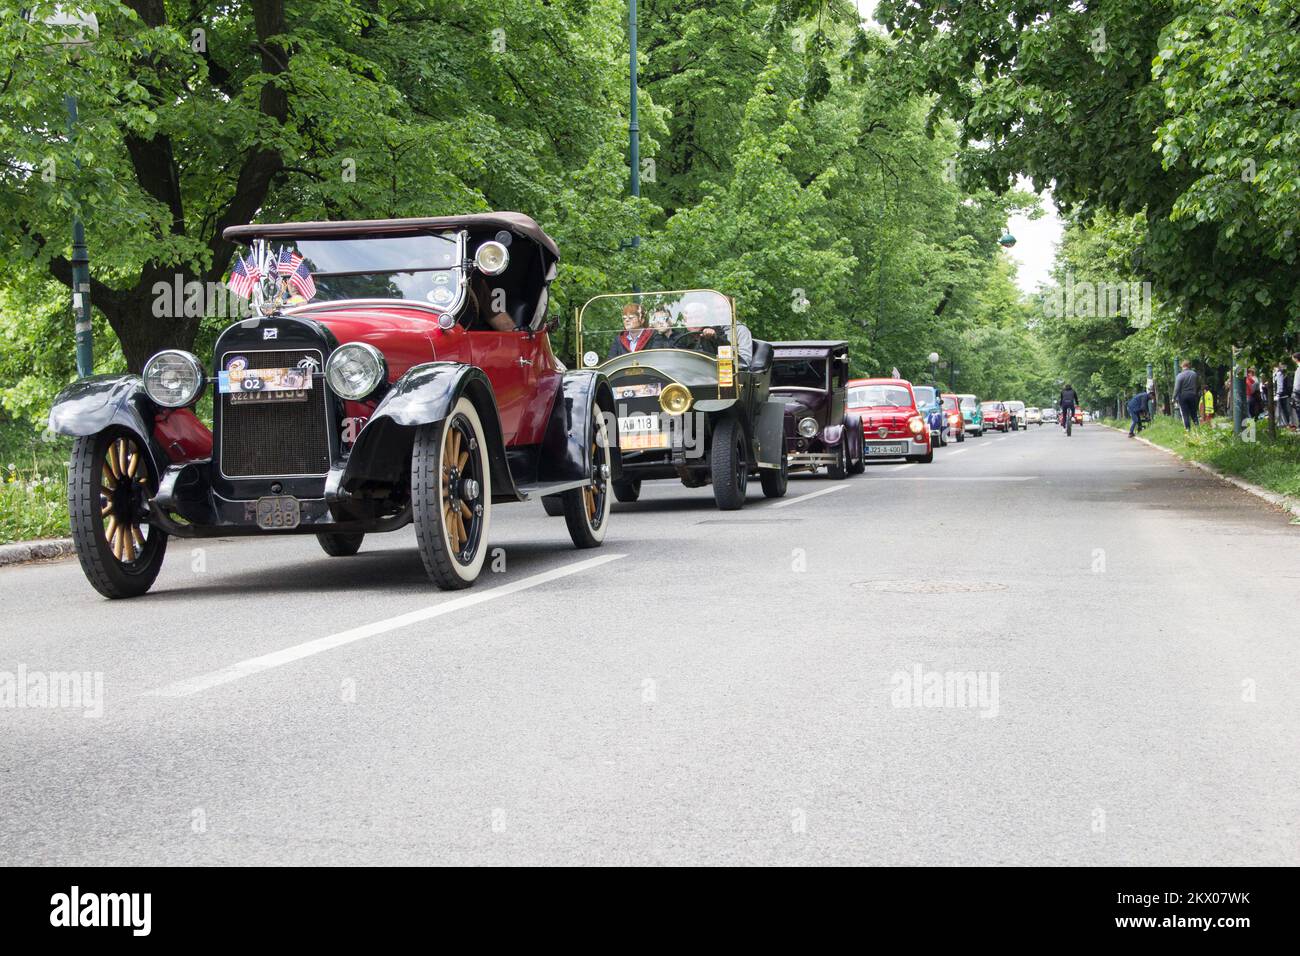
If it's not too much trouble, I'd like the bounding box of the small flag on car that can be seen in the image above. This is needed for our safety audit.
[228,253,261,300]
[286,256,315,300]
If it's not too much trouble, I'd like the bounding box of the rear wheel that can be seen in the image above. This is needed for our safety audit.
[411,398,491,589]
[957,430,965,443]
[68,428,168,599]
[710,417,748,510]
[760,450,789,498]
[560,414,611,548]
[317,532,364,556]
[612,478,641,503]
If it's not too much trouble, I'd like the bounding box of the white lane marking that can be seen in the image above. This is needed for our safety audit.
[881,462,916,471]
[144,553,627,698]
[869,476,1037,481]
[770,484,851,509]
[948,449,969,456]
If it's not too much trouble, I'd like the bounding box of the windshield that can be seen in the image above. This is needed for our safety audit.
[942,396,960,411]
[849,385,913,407]
[772,358,827,390]
[578,290,736,368]
[981,402,1002,412]
[238,234,462,308]
[912,386,938,406]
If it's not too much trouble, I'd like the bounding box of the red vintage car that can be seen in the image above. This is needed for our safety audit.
[940,392,966,443]
[847,378,932,463]
[981,401,1012,432]
[48,213,619,597]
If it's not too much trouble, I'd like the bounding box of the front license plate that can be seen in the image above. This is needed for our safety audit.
[865,443,906,456]
[619,415,669,450]
[220,366,313,404]
[255,495,301,530]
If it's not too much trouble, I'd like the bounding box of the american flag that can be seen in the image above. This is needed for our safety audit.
[276,246,303,277]
[285,255,315,300]
[228,253,261,300]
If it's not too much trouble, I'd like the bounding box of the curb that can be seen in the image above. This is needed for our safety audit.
[1103,423,1300,521]
[0,537,76,568]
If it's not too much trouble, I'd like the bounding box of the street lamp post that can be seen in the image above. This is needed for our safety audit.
[27,7,100,377]
[928,351,940,387]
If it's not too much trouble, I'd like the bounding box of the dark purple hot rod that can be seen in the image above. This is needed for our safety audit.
[770,341,864,478]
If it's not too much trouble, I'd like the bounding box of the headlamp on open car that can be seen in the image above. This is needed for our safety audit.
[143,350,205,408]
[325,342,387,400]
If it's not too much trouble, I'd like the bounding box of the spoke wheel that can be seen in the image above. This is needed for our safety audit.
[562,413,611,548]
[412,397,491,589]
[68,428,167,599]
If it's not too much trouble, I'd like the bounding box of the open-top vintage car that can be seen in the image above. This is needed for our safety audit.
[769,341,863,477]
[48,213,618,597]
[573,289,787,509]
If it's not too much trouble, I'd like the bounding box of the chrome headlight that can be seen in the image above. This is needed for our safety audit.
[143,350,204,408]
[474,241,510,276]
[325,343,387,400]
[797,416,818,438]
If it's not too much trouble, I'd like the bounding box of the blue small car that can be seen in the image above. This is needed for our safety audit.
[910,385,951,446]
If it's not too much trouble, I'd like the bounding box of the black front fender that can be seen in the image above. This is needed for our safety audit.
[539,370,620,483]
[47,374,168,476]
[341,362,519,502]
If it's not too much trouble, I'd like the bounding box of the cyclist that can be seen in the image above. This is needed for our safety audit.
[1059,384,1079,431]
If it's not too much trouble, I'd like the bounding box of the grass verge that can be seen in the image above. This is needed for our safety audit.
[1104,415,1300,499]
[0,419,71,544]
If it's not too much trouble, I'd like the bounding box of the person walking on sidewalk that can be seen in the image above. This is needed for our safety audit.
[1127,388,1152,437]
[1275,363,1294,427]
[1172,360,1201,430]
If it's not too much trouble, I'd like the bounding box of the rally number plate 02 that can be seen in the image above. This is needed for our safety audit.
[255,495,301,530]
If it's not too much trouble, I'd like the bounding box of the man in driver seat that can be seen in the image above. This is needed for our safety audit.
[675,300,753,366]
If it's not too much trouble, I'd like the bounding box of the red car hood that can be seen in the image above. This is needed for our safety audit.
[853,405,916,422]
[290,303,446,381]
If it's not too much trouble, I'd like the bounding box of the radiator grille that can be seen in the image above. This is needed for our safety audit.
[218,348,331,477]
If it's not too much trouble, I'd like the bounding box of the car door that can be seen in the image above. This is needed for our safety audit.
[469,330,534,445]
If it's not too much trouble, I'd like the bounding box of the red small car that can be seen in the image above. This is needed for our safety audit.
[981,401,1011,432]
[847,378,932,463]
[940,393,966,443]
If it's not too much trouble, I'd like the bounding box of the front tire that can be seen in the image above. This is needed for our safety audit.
[560,413,611,548]
[541,495,565,517]
[68,428,168,599]
[317,532,364,556]
[711,416,749,510]
[828,440,849,479]
[412,398,491,589]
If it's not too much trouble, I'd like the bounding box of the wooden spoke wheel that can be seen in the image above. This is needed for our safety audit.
[561,413,612,548]
[412,398,491,589]
[68,428,168,598]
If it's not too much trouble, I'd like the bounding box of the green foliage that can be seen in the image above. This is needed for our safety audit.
[0,419,71,543]
[0,0,1045,433]
[879,0,1300,357]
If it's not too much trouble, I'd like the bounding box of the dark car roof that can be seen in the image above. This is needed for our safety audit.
[771,340,848,350]
[224,212,560,260]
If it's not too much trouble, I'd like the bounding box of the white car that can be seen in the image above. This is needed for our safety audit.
[1005,401,1026,430]
[1026,407,1042,425]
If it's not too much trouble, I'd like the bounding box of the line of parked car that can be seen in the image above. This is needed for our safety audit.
[45,208,1080,600]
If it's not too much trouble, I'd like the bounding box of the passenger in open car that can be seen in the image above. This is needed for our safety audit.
[466,272,515,332]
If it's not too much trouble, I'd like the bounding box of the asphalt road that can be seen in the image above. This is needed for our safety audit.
[2,422,1297,865]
